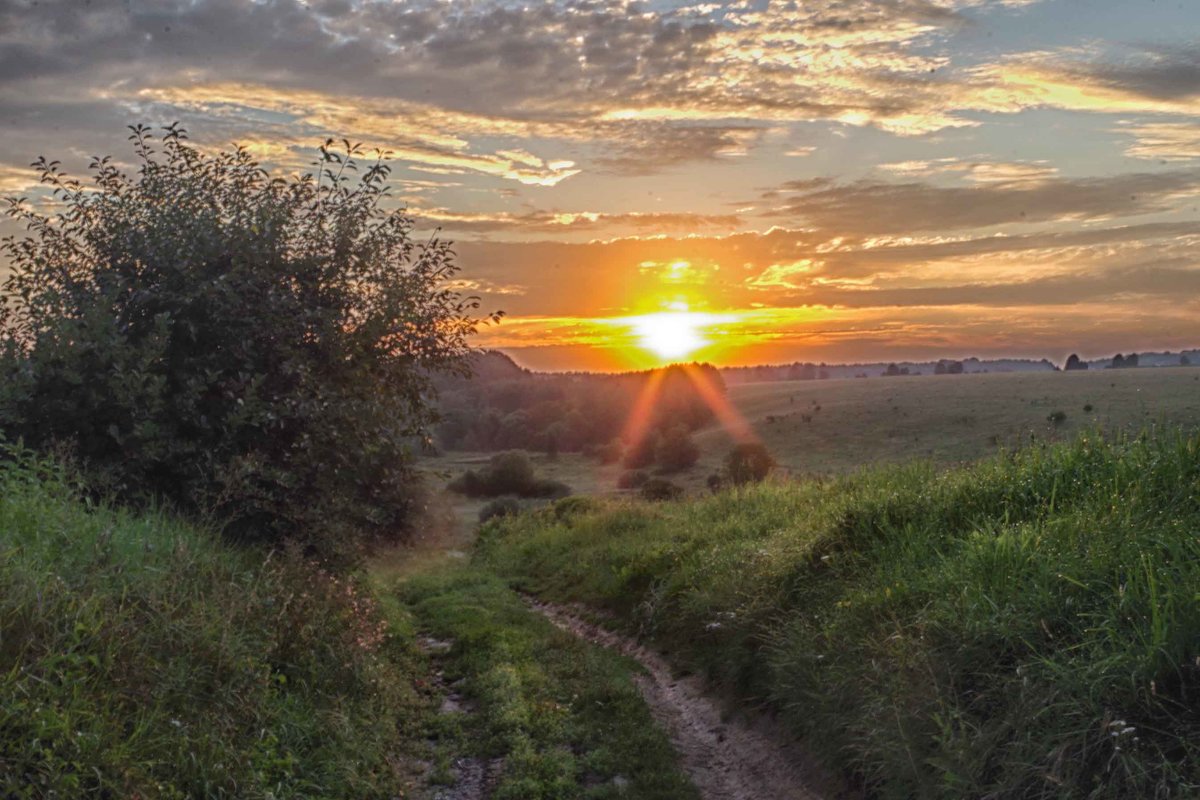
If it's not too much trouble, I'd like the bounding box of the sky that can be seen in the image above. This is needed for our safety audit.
[2,0,1200,371]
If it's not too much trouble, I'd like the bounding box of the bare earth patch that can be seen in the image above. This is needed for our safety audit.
[527,598,842,800]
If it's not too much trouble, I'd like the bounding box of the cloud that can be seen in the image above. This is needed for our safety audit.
[1120,122,1200,162]
[760,169,1200,234]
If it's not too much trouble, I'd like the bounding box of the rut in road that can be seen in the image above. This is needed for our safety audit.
[527,598,836,800]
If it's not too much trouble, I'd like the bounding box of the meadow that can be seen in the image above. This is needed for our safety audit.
[476,429,1200,799]
[425,366,1200,511]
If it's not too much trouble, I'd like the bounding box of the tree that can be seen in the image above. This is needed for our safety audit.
[0,125,494,554]
[655,425,700,472]
[1064,354,1088,371]
[724,442,775,485]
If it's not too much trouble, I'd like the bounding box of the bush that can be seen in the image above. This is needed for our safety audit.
[617,470,650,490]
[655,425,700,473]
[482,451,537,495]
[446,451,569,499]
[1048,410,1068,425]
[622,432,661,470]
[479,496,523,523]
[724,442,775,485]
[595,439,624,465]
[640,477,683,501]
[0,126,490,555]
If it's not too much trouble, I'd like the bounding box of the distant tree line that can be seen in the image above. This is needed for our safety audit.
[434,352,720,457]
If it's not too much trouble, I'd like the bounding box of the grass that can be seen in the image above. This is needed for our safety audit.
[477,428,1200,799]
[0,450,430,799]
[383,565,698,800]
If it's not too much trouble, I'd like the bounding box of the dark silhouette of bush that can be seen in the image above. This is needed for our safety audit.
[724,443,775,485]
[655,426,700,473]
[706,473,724,493]
[617,470,650,490]
[595,439,624,465]
[447,451,570,500]
[1064,354,1088,371]
[0,126,489,555]
[479,497,522,523]
[640,478,683,501]
[622,432,661,470]
[1048,410,1068,425]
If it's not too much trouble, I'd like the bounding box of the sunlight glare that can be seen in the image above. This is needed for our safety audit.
[633,311,709,360]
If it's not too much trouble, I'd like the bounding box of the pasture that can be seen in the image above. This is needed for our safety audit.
[423,367,1200,513]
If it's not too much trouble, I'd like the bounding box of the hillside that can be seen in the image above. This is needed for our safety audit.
[477,430,1200,799]
[0,452,429,798]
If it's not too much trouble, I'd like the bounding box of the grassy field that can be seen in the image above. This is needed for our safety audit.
[422,367,1200,523]
[477,430,1200,799]
[701,366,1200,477]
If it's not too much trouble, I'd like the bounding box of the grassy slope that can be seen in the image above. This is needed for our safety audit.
[704,367,1200,477]
[0,456,430,799]
[479,431,1200,799]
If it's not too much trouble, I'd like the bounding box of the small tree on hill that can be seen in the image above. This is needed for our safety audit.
[655,425,700,473]
[724,442,775,485]
[0,125,495,553]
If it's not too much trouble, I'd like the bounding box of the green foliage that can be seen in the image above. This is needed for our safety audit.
[397,568,698,800]
[723,442,775,484]
[0,125,489,554]
[479,496,523,523]
[436,357,723,455]
[622,431,661,470]
[448,451,571,500]
[0,448,427,798]
[617,469,650,490]
[640,477,683,501]
[655,425,700,473]
[479,430,1200,799]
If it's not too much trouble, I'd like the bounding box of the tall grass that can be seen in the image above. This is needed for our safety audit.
[480,430,1200,798]
[0,449,426,798]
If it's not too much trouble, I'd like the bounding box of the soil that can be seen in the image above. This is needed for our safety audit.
[527,598,846,800]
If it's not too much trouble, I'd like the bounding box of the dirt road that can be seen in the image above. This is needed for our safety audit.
[528,598,834,800]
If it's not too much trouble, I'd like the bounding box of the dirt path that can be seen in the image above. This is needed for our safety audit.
[527,598,835,800]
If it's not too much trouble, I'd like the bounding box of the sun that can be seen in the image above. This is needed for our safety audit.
[632,311,709,360]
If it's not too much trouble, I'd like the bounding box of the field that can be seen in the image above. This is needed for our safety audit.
[423,367,1200,520]
[476,430,1200,798]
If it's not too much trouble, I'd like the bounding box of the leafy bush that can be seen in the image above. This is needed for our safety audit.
[479,496,523,523]
[0,448,424,798]
[447,451,569,499]
[655,425,700,472]
[622,432,661,470]
[640,477,683,501]
[617,469,650,490]
[0,126,490,555]
[724,442,775,485]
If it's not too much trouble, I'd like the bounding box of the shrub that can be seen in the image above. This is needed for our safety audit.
[595,439,624,465]
[655,425,700,473]
[640,478,683,501]
[446,451,568,499]
[1048,410,1068,425]
[617,470,650,490]
[724,442,775,485]
[482,451,537,495]
[479,496,523,523]
[622,432,660,469]
[0,126,491,554]
[706,473,724,493]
